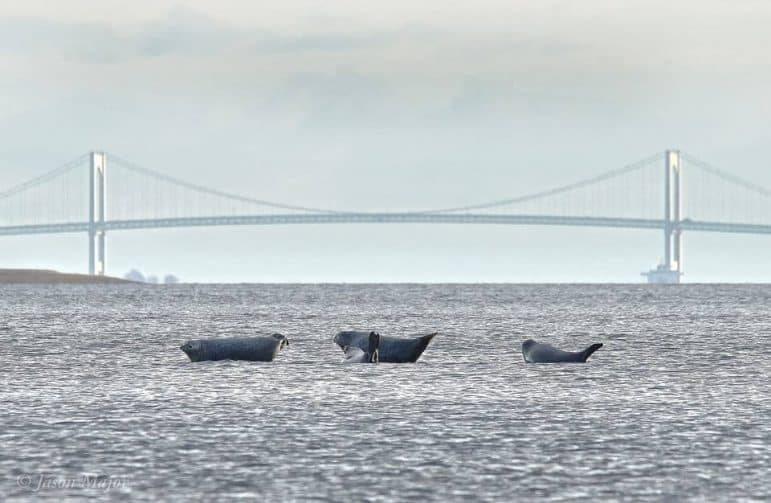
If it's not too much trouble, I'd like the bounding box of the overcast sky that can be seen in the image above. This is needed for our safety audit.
[1,1,771,282]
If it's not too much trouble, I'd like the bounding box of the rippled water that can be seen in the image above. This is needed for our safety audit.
[2,284,770,501]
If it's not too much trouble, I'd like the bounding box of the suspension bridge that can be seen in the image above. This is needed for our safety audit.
[2,149,770,283]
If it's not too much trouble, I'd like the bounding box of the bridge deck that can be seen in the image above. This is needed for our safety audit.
[1,214,770,236]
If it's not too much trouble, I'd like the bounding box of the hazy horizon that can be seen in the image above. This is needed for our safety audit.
[2,1,771,282]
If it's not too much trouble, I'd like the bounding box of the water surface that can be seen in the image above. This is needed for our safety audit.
[2,284,769,501]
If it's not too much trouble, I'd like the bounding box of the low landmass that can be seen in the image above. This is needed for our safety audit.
[0,269,132,284]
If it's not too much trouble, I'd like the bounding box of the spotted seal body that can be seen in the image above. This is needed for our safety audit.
[521,339,603,363]
[334,331,436,363]
[180,334,289,362]
[342,332,380,364]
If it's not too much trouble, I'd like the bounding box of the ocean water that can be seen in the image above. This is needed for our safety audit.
[1,284,769,501]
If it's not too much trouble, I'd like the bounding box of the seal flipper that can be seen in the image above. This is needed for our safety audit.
[581,343,603,362]
[368,332,381,363]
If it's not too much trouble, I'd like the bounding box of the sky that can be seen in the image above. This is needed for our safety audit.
[1,0,771,282]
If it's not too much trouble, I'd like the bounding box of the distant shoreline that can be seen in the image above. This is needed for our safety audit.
[0,269,132,284]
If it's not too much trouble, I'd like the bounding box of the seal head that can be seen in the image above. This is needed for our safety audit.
[272,333,290,351]
[180,340,204,362]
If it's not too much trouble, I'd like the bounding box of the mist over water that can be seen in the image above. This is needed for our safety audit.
[2,284,770,500]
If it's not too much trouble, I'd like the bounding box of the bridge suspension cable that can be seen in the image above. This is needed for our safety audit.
[106,152,343,215]
[681,152,771,198]
[422,151,664,214]
[0,154,87,200]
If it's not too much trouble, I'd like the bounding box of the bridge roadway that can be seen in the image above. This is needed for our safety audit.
[1,213,771,236]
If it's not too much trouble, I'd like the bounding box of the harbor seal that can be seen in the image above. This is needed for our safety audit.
[342,331,380,363]
[334,330,436,363]
[180,334,289,362]
[521,339,603,363]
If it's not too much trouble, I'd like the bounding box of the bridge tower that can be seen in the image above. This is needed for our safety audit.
[643,150,682,283]
[88,152,106,276]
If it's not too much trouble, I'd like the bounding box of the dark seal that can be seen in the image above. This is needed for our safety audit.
[521,339,603,363]
[180,334,289,362]
[334,331,436,363]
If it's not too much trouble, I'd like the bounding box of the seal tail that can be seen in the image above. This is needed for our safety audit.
[416,331,437,353]
[581,343,603,362]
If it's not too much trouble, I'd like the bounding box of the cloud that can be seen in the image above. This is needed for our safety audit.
[0,6,392,64]
[2,2,771,136]
[134,6,237,58]
[0,17,129,64]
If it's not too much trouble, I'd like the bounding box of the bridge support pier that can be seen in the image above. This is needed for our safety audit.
[88,152,106,276]
[643,150,682,283]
